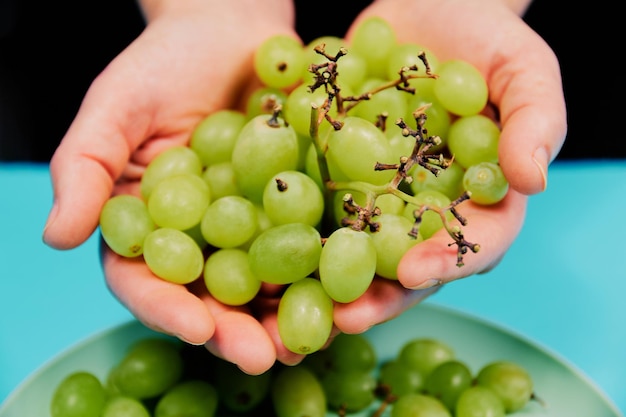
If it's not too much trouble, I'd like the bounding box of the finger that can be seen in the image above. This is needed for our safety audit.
[202,299,277,375]
[397,190,528,289]
[333,278,439,334]
[102,243,215,345]
[489,32,568,195]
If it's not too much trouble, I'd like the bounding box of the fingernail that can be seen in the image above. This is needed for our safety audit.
[532,147,549,192]
[42,202,59,245]
[409,278,443,290]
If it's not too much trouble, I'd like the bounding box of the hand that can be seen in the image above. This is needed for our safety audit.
[333,0,567,326]
[42,0,299,374]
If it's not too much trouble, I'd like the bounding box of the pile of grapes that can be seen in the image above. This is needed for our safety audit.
[50,334,538,417]
[99,16,509,354]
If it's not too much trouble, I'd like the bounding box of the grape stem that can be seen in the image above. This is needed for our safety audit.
[307,44,478,267]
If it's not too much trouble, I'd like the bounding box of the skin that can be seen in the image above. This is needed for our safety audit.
[42,0,566,374]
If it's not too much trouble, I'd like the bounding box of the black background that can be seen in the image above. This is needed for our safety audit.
[0,1,622,161]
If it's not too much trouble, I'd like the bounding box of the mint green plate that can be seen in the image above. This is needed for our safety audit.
[0,302,621,417]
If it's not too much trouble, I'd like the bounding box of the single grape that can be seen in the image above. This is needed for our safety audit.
[303,332,377,377]
[378,359,424,397]
[386,42,439,96]
[140,146,203,200]
[326,116,395,185]
[319,226,377,303]
[271,365,327,417]
[248,223,322,285]
[391,392,452,417]
[143,228,204,284]
[462,162,509,205]
[101,396,150,417]
[212,359,272,413]
[189,109,246,167]
[277,277,334,354]
[455,386,506,417]
[200,195,258,248]
[154,379,218,417]
[349,16,397,79]
[353,77,409,126]
[107,338,183,400]
[425,360,473,411]
[201,161,243,200]
[147,173,211,230]
[283,82,332,138]
[410,161,465,201]
[475,360,534,413]
[231,114,299,203]
[433,59,488,116]
[254,34,306,89]
[405,93,451,148]
[322,369,377,413]
[203,248,261,306]
[367,213,421,280]
[99,194,155,257]
[245,86,288,119]
[50,371,106,417]
[398,338,455,380]
[262,170,325,227]
[447,114,500,169]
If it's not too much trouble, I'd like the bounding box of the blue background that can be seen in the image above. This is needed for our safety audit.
[1,160,625,414]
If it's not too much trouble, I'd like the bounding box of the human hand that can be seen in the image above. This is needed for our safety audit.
[332,0,567,328]
[42,0,300,374]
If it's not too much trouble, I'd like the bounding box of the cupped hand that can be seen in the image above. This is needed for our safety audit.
[42,0,299,374]
[336,0,566,312]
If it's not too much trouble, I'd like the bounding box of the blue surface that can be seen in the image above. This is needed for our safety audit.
[1,160,625,414]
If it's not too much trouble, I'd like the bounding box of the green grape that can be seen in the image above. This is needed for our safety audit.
[455,386,506,417]
[277,277,334,354]
[262,170,325,227]
[140,146,203,200]
[154,380,218,417]
[391,393,452,417]
[183,222,208,251]
[398,338,455,380]
[447,114,500,169]
[462,162,509,205]
[476,360,534,413]
[368,213,421,280]
[319,226,377,303]
[425,360,473,411]
[200,195,258,248]
[349,16,397,79]
[99,194,155,257]
[271,365,327,417]
[322,369,377,413]
[189,109,246,167]
[386,42,440,95]
[378,359,424,397]
[147,173,211,230]
[353,77,409,126]
[238,203,274,251]
[50,371,106,417]
[405,93,452,149]
[212,359,272,413]
[301,35,345,82]
[203,248,261,306]
[201,161,243,200]
[254,34,306,89]
[245,86,288,119]
[403,189,454,240]
[303,332,377,377]
[334,49,368,91]
[410,161,465,201]
[143,227,204,284]
[387,128,416,162]
[304,142,325,191]
[326,116,395,185]
[108,338,183,400]
[433,59,489,116]
[101,396,150,417]
[231,114,299,203]
[248,223,322,285]
[283,82,333,138]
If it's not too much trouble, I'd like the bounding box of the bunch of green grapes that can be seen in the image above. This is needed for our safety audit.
[98,16,510,355]
[50,334,538,417]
